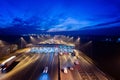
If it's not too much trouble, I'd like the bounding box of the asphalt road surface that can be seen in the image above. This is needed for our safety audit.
[0,49,113,80]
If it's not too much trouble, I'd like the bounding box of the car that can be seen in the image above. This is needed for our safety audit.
[74,60,79,65]
[43,66,48,73]
[69,67,74,70]
[71,52,75,56]
[63,67,68,73]
[59,52,63,55]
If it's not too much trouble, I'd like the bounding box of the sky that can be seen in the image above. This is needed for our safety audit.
[0,0,120,35]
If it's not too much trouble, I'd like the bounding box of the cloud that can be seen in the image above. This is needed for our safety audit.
[47,17,90,32]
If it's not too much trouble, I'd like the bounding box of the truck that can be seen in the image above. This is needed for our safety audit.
[0,56,16,73]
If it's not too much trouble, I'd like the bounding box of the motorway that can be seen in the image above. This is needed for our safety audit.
[0,48,112,80]
[59,50,111,80]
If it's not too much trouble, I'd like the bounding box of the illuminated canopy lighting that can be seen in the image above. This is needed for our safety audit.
[37,35,40,39]
[20,37,27,45]
[76,37,80,42]
[80,41,92,48]
[30,36,37,44]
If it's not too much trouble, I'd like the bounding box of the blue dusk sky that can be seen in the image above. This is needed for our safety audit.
[0,0,120,35]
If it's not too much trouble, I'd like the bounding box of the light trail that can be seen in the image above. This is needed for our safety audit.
[0,54,39,80]
[0,35,113,80]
